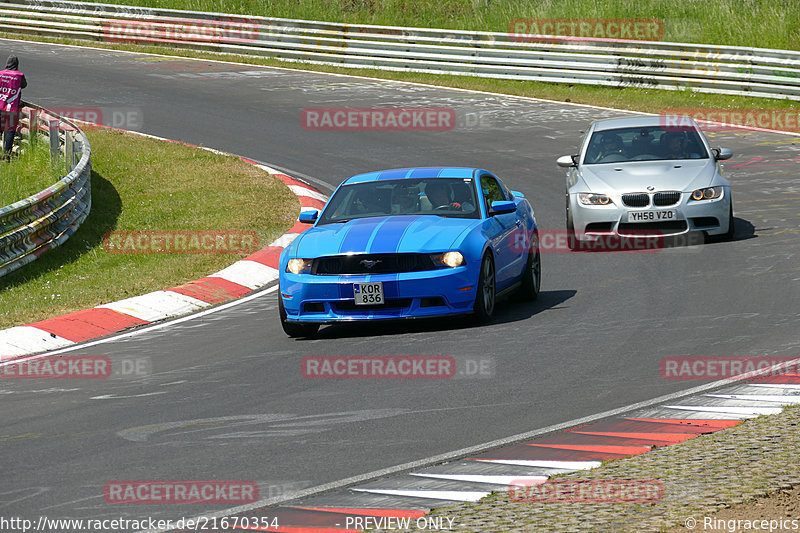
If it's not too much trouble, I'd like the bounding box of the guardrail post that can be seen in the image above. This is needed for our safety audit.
[49,119,59,160]
[27,107,38,146]
[64,129,75,170]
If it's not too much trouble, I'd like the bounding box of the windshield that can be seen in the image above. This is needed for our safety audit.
[318,177,480,225]
[584,126,709,164]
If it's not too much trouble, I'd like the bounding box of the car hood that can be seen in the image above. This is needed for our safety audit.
[579,159,715,192]
[291,215,477,257]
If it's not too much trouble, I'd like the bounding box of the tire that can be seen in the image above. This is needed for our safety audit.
[566,193,577,251]
[722,201,735,241]
[706,201,735,244]
[278,291,319,338]
[473,253,496,323]
[517,233,541,301]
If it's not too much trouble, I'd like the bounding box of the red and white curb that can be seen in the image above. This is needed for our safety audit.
[0,153,326,360]
[175,372,799,532]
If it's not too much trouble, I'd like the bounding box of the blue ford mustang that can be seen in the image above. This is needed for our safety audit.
[278,167,540,337]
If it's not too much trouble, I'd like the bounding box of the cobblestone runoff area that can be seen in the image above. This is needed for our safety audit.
[376,405,800,532]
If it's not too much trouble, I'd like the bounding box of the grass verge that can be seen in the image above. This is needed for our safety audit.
[0,132,68,207]
[0,127,298,329]
[78,0,800,50]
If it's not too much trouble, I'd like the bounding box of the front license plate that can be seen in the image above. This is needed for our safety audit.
[354,282,384,305]
[627,210,676,222]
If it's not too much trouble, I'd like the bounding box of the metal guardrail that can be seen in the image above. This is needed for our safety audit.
[1,0,800,100]
[0,102,92,278]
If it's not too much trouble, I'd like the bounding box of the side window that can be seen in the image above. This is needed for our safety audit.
[480,174,506,214]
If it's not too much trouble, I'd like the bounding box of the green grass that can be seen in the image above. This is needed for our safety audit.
[81,0,800,50]
[0,133,68,207]
[0,128,298,329]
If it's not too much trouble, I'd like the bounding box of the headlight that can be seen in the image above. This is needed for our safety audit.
[431,251,465,268]
[578,193,613,206]
[286,258,313,274]
[690,186,723,201]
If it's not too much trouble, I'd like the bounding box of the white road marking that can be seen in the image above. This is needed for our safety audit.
[351,488,489,502]
[472,459,601,470]
[664,405,783,416]
[97,291,209,323]
[212,260,278,290]
[0,286,280,364]
[0,327,73,358]
[410,473,548,486]
[705,393,800,404]
[287,184,328,202]
[90,392,168,400]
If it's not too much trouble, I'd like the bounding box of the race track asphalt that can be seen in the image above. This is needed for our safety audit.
[1,39,799,527]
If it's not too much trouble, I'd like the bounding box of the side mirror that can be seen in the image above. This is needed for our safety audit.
[713,147,733,160]
[557,155,578,167]
[298,210,319,224]
[489,200,517,216]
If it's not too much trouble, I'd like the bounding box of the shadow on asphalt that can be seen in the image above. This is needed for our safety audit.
[704,216,756,245]
[306,289,577,340]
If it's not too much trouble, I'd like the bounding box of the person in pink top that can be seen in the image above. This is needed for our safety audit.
[0,55,28,159]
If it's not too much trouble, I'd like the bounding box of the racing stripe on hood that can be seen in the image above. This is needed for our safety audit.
[365,216,424,254]
[337,217,386,254]
[374,168,414,180]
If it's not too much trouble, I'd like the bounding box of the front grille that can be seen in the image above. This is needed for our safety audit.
[653,191,682,206]
[333,298,412,311]
[313,254,436,275]
[622,193,649,208]
[618,220,688,236]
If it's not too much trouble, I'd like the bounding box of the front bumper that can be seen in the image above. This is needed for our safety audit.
[280,267,477,323]
[570,189,731,240]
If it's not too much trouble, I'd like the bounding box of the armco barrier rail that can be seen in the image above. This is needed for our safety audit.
[1,0,800,100]
[0,102,91,278]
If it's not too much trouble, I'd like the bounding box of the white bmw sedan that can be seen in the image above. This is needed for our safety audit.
[557,116,734,247]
